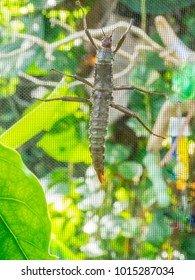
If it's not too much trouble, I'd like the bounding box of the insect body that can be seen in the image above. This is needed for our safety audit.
[89,41,114,182]
[37,1,165,183]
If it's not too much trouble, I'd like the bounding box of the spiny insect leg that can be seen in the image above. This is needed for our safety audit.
[110,102,165,139]
[113,85,167,98]
[50,68,93,87]
[113,19,134,54]
[34,97,90,103]
[76,1,98,50]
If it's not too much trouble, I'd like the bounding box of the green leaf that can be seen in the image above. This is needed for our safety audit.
[115,187,129,201]
[144,153,170,207]
[105,143,131,164]
[35,47,85,73]
[130,64,160,91]
[0,79,79,148]
[181,236,195,260]
[121,0,195,14]
[37,116,91,164]
[118,161,143,180]
[141,188,157,208]
[0,78,19,97]
[146,210,172,247]
[0,144,54,260]
[172,64,195,101]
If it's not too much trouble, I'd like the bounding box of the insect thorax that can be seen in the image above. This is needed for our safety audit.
[97,47,114,63]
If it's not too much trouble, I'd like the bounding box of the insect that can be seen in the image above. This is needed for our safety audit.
[37,1,166,183]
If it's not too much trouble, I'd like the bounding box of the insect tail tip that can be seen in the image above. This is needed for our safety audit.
[98,172,104,183]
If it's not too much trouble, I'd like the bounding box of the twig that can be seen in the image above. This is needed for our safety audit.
[2,18,182,68]
[19,71,93,89]
[155,16,195,63]
[19,72,58,87]
[0,40,34,58]
[50,18,74,33]
[10,21,163,60]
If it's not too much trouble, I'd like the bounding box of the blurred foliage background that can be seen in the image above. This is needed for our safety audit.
[0,0,195,260]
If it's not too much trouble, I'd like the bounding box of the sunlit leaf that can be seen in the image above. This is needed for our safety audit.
[0,77,19,97]
[0,144,55,260]
[0,79,79,148]
[115,187,129,201]
[37,115,91,163]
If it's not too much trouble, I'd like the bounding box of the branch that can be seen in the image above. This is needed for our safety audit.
[19,71,93,89]
[155,16,195,63]
[19,72,58,87]
[0,39,34,58]
[10,21,164,61]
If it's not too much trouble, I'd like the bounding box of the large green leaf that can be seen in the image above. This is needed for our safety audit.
[0,79,79,148]
[121,0,195,14]
[0,144,55,260]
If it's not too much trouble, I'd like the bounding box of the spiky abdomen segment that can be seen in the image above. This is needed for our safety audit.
[89,90,112,182]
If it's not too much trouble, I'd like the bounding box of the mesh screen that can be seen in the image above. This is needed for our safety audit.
[0,0,195,260]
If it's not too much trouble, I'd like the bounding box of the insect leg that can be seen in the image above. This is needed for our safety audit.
[76,1,99,50]
[110,102,165,139]
[113,85,167,98]
[113,19,134,54]
[34,96,90,103]
[50,68,93,87]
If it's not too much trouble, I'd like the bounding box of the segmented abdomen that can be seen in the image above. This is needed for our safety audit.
[89,61,113,182]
